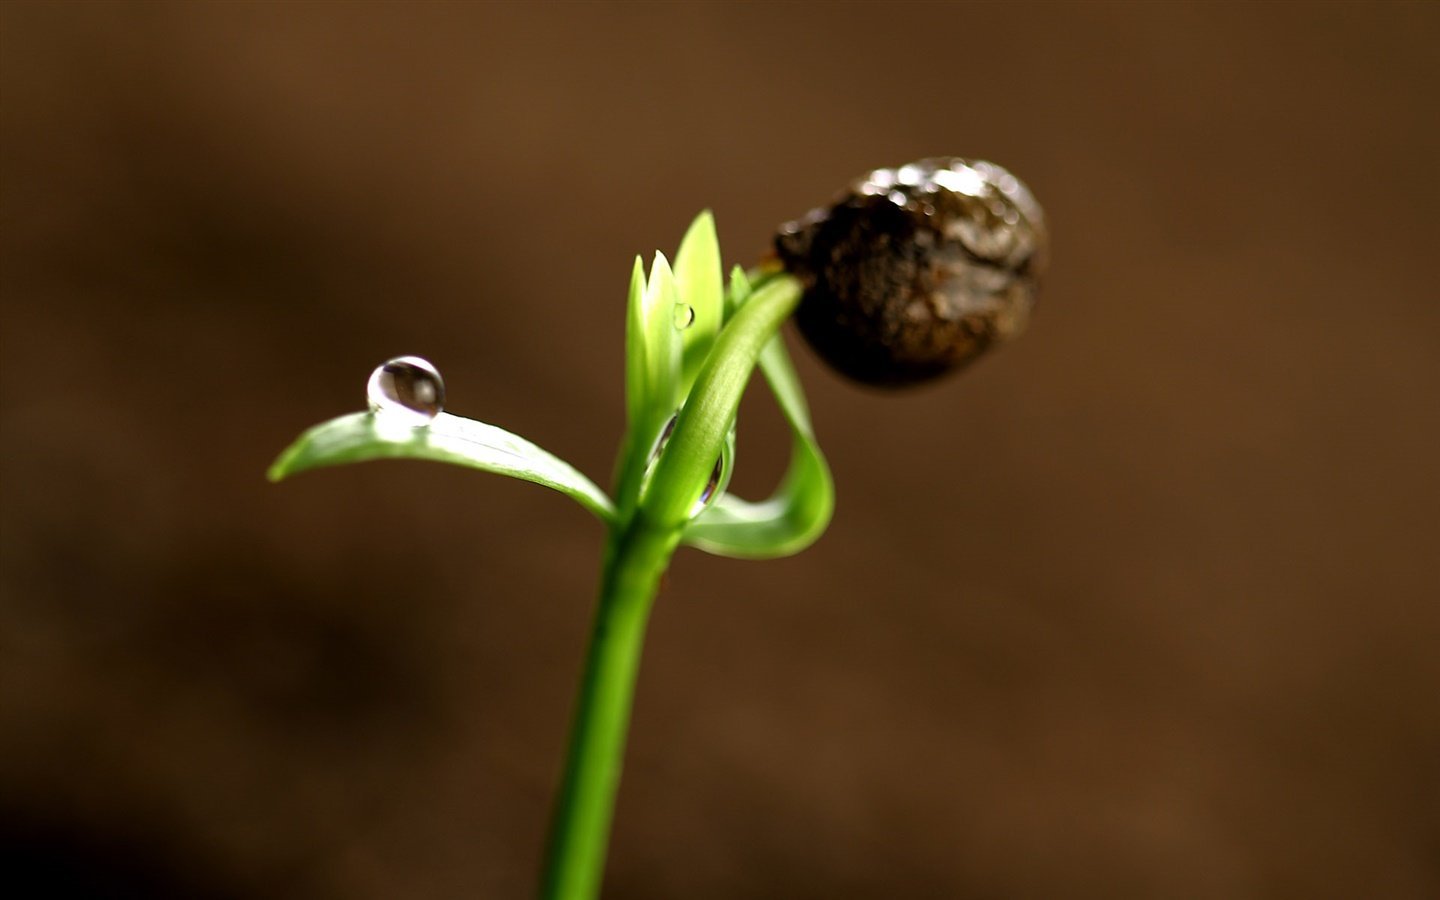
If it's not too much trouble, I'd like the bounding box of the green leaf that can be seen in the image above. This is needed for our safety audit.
[639,272,807,530]
[681,270,834,558]
[615,253,686,519]
[268,411,616,523]
[723,264,748,318]
[673,211,723,391]
[641,251,682,420]
[623,255,647,429]
[622,251,680,435]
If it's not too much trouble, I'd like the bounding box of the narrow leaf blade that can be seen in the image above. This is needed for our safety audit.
[642,251,682,421]
[725,265,750,319]
[674,210,723,390]
[624,255,648,427]
[269,411,616,523]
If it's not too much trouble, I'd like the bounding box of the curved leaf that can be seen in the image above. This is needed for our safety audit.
[682,269,834,558]
[269,411,616,523]
[638,272,802,528]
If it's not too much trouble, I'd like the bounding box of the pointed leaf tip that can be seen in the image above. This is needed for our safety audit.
[675,211,724,389]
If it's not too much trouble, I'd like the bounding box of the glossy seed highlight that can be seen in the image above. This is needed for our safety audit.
[776,157,1047,387]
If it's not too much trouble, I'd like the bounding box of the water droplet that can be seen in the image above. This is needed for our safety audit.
[693,456,724,516]
[673,302,695,329]
[649,414,679,463]
[637,413,679,499]
[367,355,444,426]
[690,427,735,518]
[642,413,733,517]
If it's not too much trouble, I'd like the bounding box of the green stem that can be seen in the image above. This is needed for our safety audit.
[540,516,679,900]
[540,274,802,899]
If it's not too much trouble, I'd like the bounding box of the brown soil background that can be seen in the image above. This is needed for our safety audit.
[3,3,1438,898]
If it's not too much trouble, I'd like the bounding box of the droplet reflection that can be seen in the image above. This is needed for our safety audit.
[693,456,724,516]
[643,412,731,518]
[367,356,444,426]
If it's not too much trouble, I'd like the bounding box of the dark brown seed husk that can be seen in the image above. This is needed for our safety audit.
[776,158,1047,387]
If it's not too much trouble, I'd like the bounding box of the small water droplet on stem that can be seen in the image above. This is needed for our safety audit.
[693,456,724,516]
[673,303,695,330]
[649,414,679,464]
[643,412,730,518]
[367,356,445,426]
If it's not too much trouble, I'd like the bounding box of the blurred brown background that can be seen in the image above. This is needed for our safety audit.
[3,2,1438,898]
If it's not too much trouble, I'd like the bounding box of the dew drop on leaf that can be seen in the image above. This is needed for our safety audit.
[367,355,445,426]
[673,302,695,330]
